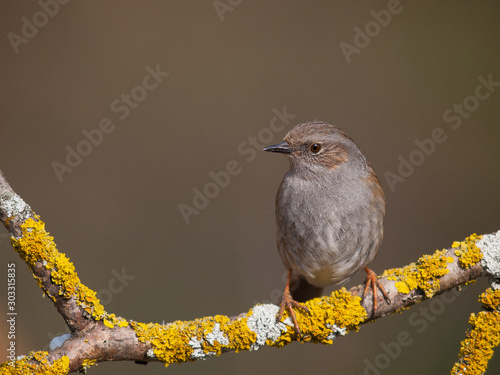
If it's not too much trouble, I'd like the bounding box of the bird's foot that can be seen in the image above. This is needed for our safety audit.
[363,267,391,317]
[277,287,310,336]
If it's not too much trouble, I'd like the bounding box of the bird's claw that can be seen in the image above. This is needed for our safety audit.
[277,288,310,337]
[363,267,391,317]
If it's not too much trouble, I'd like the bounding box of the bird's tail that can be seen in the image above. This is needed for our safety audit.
[291,277,324,302]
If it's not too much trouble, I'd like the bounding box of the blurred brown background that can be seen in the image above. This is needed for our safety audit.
[1,1,500,374]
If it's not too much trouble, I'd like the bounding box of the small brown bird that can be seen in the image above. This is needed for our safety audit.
[263,121,389,335]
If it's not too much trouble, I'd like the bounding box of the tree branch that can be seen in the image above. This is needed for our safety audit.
[1,168,499,374]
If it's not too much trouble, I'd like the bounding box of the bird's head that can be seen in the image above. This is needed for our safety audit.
[263,121,366,176]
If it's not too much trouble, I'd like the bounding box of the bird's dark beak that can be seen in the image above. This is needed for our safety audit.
[263,141,292,154]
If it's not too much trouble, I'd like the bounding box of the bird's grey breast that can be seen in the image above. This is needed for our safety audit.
[276,169,383,286]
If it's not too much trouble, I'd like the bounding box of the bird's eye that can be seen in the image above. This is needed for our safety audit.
[310,143,322,153]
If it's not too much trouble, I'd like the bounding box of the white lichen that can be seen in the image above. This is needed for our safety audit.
[188,335,218,359]
[326,324,347,341]
[206,323,229,346]
[0,191,32,223]
[477,230,500,281]
[246,304,291,350]
[188,337,206,359]
[49,333,71,350]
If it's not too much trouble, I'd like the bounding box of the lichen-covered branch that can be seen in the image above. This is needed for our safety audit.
[0,169,499,374]
[450,234,500,375]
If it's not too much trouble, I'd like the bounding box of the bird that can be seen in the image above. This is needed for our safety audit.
[263,121,389,335]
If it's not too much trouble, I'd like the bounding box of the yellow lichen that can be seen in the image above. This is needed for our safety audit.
[81,359,97,373]
[271,288,367,347]
[131,312,258,367]
[451,310,500,375]
[463,280,477,287]
[131,321,194,366]
[10,217,108,321]
[77,285,106,320]
[207,314,256,354]
[479,288,500,311]
[198,316,225,356]
[220,315,256,353]
[0,351,70,375]
[130,290,365,366]
[103,313,129,328]
[382,249,453,297]
[453,234,483,268]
